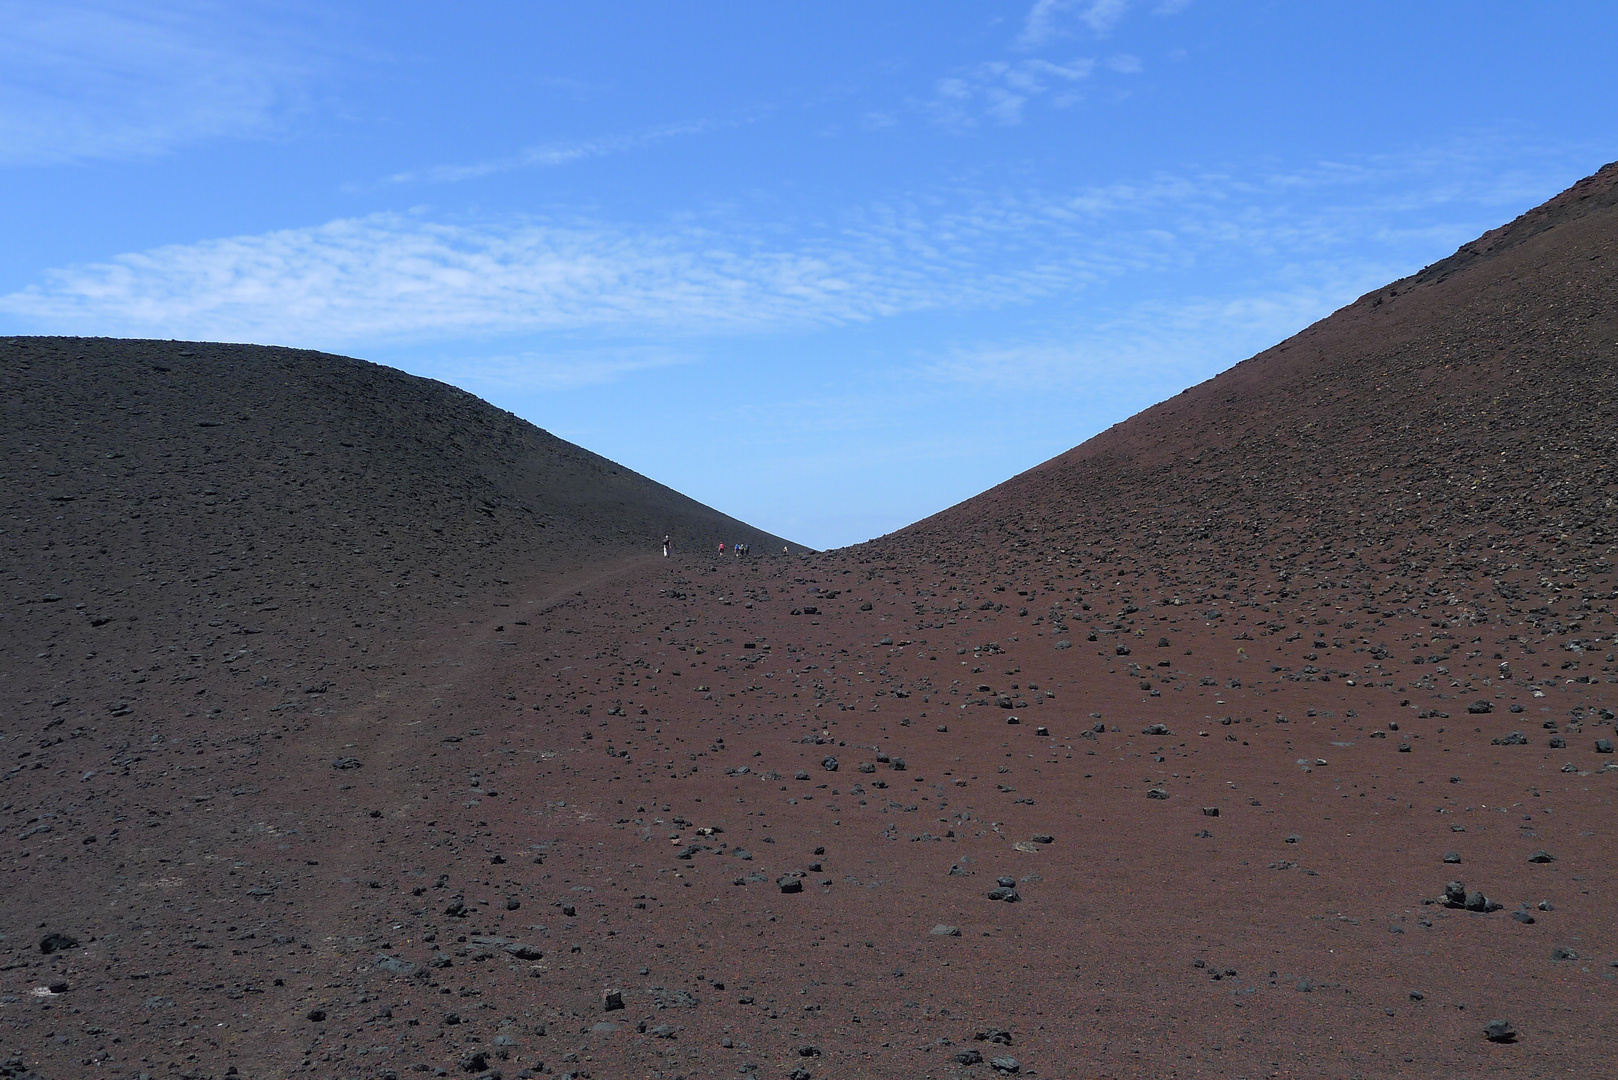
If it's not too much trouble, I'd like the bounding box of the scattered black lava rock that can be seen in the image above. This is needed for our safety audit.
[1484,1019,1518,1043]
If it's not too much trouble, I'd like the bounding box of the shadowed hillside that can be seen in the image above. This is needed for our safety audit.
[2,337,795,657]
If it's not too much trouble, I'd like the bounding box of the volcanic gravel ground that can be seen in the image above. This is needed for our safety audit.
[3,164,1618,1079]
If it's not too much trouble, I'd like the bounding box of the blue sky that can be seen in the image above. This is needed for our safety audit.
[3,2,1616,549]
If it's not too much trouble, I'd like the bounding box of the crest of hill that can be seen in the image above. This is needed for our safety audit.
[877,161,1618,599]
[2,338,795,639]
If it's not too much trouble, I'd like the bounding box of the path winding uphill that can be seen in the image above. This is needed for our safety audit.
[3,162,1618,1080]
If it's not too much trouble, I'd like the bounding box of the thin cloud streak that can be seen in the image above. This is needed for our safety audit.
[0,0,312,165]
[439,347,694,392]
[367,111,766,189]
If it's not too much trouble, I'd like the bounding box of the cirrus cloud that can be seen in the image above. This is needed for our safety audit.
[0,0,316,166]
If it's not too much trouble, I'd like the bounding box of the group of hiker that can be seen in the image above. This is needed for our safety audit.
[661,534,766,558]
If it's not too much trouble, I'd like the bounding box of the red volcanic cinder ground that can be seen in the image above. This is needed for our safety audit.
[3,162,1618,1080]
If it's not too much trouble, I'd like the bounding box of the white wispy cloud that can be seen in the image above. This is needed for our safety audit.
[439,346,693,392]
[932,0,1163,128]
[928,57,1098,127]
[1017,0,1135,48]
[919,282,1373,395]
[0,0,313,166]
[0,140,1583,355]
[0,202,1112,344]
[365,111,764,189]
[1080,0,1133,35]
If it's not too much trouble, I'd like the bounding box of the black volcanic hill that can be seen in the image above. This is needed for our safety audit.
[881,161,1618,630]
[2,337,794,658]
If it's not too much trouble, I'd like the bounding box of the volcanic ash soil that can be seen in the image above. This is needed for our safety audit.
[5,161,1618,1078]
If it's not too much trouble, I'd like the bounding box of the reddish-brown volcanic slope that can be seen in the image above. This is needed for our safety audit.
[3,166,1618,1080]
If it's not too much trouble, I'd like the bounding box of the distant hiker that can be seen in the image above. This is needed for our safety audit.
[662,535,670,557]
[718,542,725,556]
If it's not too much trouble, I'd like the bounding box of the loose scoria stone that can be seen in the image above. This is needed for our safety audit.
[331,756,362,770]
[1527,850,1556,863]
[821,756,838,772]
[989,1056,1021,1073]
[38,932,78,954]
[1484,1019,1517,1043]
[779,875,803,894]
